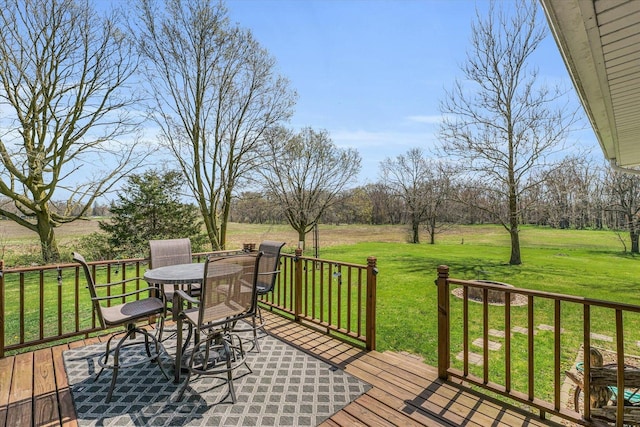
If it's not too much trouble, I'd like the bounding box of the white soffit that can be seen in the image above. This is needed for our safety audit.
[540,0,640,167]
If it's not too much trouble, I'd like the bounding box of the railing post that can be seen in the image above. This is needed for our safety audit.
[294,248,303,321]
[366,256,377,351]
[0,259,4,358]
[436,265,451,380]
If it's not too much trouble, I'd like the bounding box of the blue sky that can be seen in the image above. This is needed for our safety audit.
[224,0,594,185]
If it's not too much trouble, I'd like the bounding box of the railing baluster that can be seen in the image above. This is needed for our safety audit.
[528,295,534,401]
[346,265,352,334]
[327,262,332,327]
[336,264,342,330]
[505,290,511,392]
[0,261,4,358]
[357,268,362,338]
[554,299,561,410]
[584,304,591,421]
[19,273,25,344]
[303,259,309,316]
[463,284,469,377]
[74,266,81,332]
[616,309,624,427]
[320,261,325,324]
[483,287,489,384]
[57,267,63,336]
[306,264,318,319]
[39,270,45,340]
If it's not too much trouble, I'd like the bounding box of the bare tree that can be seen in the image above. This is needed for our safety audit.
[363,183,403,225]
[261,127,361,246]
[380,148,451,244]
[438,0,578,265]
[0,0,145,262]
[133,0,296,250]
[528,156,604,229]
[604,169,640,253]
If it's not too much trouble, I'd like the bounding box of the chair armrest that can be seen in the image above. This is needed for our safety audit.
[257,269,280,277]
[174,289,200,306]
[94,277,145,288]
[92,286,159,301]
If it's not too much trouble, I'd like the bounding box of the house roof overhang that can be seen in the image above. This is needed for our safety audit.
[539,0,640,170]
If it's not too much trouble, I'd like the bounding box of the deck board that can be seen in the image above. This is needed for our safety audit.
[0,311,566,426]
[33,348,59,427]
[0,355,14,427]
[51,344,77,427]
[6,351,33,427]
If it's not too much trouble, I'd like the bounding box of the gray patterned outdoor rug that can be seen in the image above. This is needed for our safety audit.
[63,330,370,426]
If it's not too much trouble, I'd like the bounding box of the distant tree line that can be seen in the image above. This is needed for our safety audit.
[229,154,640,250]
[2,153,636,234]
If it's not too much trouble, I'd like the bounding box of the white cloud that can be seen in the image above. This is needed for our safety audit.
[326,128,443,184]
[330,129,437,150]
[406,114,443,124]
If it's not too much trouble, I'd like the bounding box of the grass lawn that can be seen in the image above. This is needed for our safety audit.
[310,224,640,402]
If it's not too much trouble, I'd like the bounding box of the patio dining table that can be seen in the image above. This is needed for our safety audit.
[143,262,206,287]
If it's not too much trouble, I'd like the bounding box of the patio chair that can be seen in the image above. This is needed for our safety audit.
[224,241,285,352]
[174,252,263,403]
[246,241,286,352]
[148,238,194,339]
[149,237,195,298]
[72,252,169,403]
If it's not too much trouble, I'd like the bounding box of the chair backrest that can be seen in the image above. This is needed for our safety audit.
[72,252,106,329]
[149,238,192,268]
[256,241,286,295]
[198,252,263,327]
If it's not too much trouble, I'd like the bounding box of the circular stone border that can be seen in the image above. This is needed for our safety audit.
[451,285,528,307]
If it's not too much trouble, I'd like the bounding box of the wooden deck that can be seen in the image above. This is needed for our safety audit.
[0,311,566,427]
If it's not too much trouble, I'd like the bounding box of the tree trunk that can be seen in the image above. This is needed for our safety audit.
[202,213,222,251]
[508,166,521,264]
[219,189,234,251]
[411,220,420,244]
[509,226,521,265]
[297,229,306,249]
[36,210,60,263]
[631,228,639,254]
[429,217,436,244]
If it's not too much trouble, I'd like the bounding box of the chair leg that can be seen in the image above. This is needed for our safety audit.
[176,335,204,402]
[139,327,170,381]
[223,339,237,403]
[252,314,260,353]
[156,315,165,342]
[104,327,135,403]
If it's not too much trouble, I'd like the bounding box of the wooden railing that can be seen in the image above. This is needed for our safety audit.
[261,249,378,350]
[435,265,640,427]
[0,249,377,357]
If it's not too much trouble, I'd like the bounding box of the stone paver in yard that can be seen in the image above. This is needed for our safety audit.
[456,351,483,366]
[591,332,613,342]
[472,338,502,351]
[488,329,505,338]
[512,326,537,335]
[538,324,565,333]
